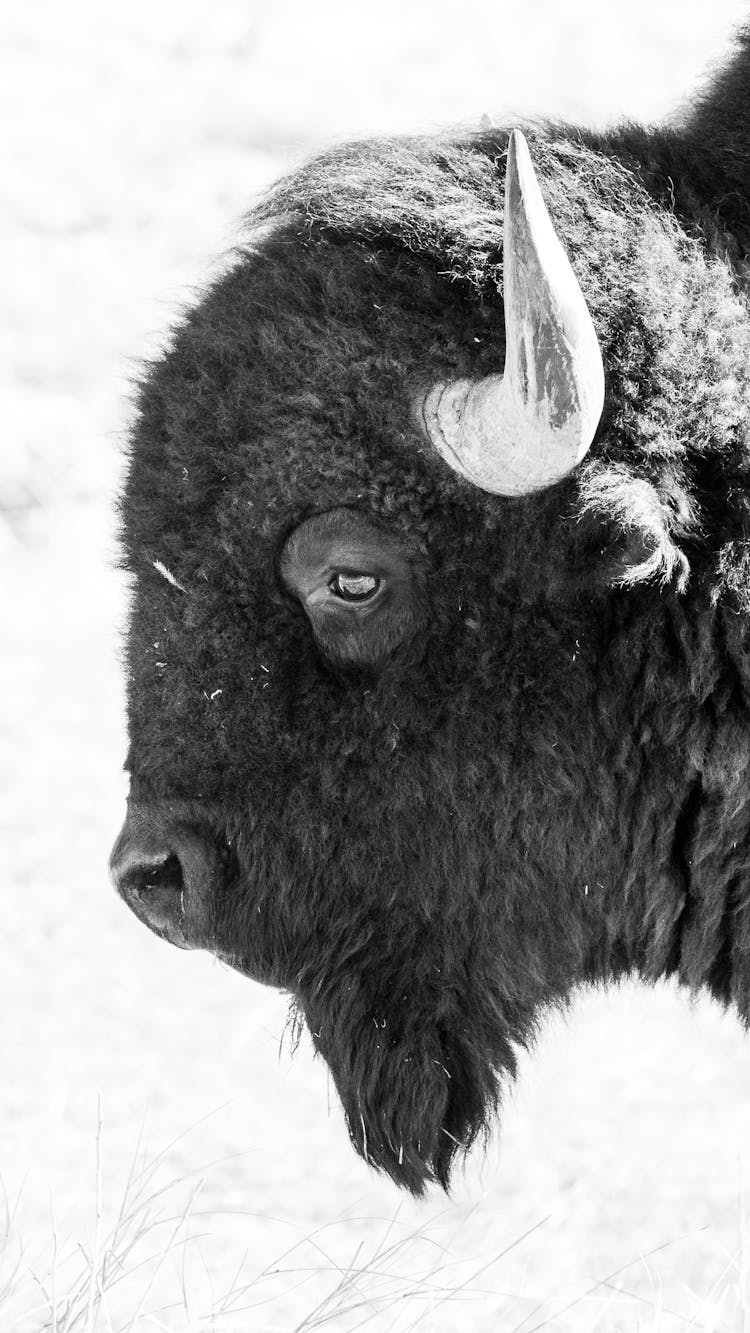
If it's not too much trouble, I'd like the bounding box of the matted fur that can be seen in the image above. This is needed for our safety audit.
[118,28,750,1193]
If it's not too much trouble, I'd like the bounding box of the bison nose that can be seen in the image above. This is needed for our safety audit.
[109,814,217,950]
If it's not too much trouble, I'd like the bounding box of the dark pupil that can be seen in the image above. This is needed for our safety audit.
[331,572,379,602]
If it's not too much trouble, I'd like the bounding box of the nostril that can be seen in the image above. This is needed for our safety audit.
[110,842,179,897]
[109,817,218,951]
[120,853,184,902]
[110,843,190,944]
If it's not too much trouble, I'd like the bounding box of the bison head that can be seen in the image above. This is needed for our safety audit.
[110,125,750,1193]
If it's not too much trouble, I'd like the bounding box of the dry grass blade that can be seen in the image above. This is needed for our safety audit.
[84,1096,104,1333]
[740,1185,750,1333]
[511,1227,712,1333]
[398,1212,553,1332]
[271,1210,552,1331]
[0,1175,27,1310]
[124,1179,203,1333]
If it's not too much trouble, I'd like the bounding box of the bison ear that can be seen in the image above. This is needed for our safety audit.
[419,129,605,496]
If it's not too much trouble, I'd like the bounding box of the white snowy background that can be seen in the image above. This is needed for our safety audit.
[4,1,750,1328]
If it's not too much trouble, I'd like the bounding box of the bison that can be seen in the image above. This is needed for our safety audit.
[110,29,750,1195]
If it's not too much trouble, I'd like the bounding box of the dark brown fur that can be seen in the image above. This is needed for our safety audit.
[117,28,750,1193]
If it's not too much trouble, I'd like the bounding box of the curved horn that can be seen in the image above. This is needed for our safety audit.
[420,129,605,496]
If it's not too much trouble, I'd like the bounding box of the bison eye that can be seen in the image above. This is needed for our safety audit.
[329,571,381,603]
[278,507,429,668]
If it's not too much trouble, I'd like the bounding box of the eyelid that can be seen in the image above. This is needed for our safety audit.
[327,563,382,578]
[330,569,380,584]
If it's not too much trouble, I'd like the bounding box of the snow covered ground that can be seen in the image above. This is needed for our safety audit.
[4,2,750,1328]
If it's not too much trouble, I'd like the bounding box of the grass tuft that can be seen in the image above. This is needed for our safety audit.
[2,1112,750,1331]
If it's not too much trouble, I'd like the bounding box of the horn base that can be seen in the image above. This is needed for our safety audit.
[421,375,594,497]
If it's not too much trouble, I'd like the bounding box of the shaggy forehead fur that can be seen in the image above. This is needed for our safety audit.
[120,65,750,1192]
[132,127,750,596]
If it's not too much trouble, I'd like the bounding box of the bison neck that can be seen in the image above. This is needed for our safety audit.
[583,596,750,1014]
